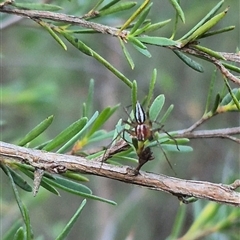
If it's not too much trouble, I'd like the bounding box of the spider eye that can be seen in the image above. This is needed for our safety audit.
[135,101,146,123]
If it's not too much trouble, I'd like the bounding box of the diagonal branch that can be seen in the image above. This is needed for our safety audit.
[1,4,240,85]
[0,141,239,206]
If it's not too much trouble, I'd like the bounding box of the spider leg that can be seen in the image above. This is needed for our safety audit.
[151,132,177,176]
[152,124,180,151]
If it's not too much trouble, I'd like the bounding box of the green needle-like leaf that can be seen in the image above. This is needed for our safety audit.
[181,7,229,45]
[146,68,157,109]
[43,117,88,151]
[128,35,147,49]
[0,164,32,192]
[158,104,174,124]
[130,3,152,35]
[173,50,204,72]
[100,0,121,11]
[18,115,54,146]
[119,37,135,69]
[86,105,119,138]
[149,95,165,122]
[38,21,67,51]
[136,36,178,46]
[142,19,172,34]
[57,111,99,153]
[132,43,152,57]
[43,176,116,205]
[200,26,235,39]
[55,199,87,240]
[98,2,137,17]
[193,45,226,60]
[4,165,34,240]
[169,0,185,23]
[85,79,95,118]
[43,176,92,195]
[131,80,138,109]
[60,31,133,88]
[120,0,150,31]
[62,172,89,182]
[205,70,217,114]
[13,227,25,240]
[179,0,225,40]
[12,2,62,11]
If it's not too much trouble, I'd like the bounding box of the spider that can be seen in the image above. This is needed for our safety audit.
[103,101,178,174]
[124,101,178,174]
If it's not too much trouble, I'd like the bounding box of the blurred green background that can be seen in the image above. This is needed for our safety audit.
[1,0,239,239]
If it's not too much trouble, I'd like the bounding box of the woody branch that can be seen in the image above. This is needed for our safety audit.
[0,141,239,207]
[1,4,240,85]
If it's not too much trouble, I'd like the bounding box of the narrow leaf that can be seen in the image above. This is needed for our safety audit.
[90,0,104,12]
[132,22,151,36]
[146,68,157,109]
[86,105,119,137]
[12,2,62,11]
[193,45,226,60]
[2,220,22,240]
[222,62,240,74]
[136,36,178,46]
[159,104,174,124]
[60,31,133,88]
[0,165,32,192]
[119,37,135,69]
[38,21,67,51]
[161,144,193,152]
[182,7,229,45]
[98,2,137,17]
[169,0,185,23]
[60,31,93,56]
[131,80,138,109]
[180,0,225,40]
[149,95,165,122]
[200,25,235,39]
[18,115,54,146]
[57,111,99,153]
[221,82,240,110]
[141,19,172,34]
[4,165,34,239]
[128,36,147,49]
[43,117,88,151]
[22,204,33,240]
[100,0,121,11]
[173,50,204,72]
[85,79,95,118]
[130,3,152,34]
[43,176,92,195]
[204,70,217,114]
[120,0,150,31]
[13,227,25,240]
[44,176,116,205]
[211,93,221,113]
[132,43,151,57]
[62,172,89,182]
[55,199,87,240]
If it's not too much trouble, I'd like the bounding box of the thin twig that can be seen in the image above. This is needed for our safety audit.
[182,47,240,85]
[175,127,240,144]
[0,141,239,206]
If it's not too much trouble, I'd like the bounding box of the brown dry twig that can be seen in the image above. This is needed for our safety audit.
[0,141,239,207]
